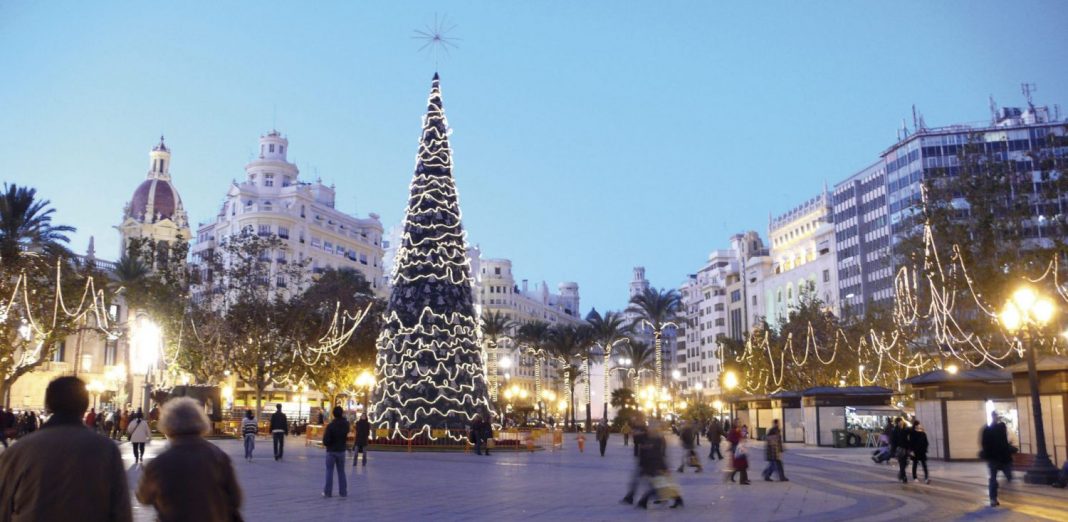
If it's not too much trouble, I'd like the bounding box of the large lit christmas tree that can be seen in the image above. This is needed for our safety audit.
[370,73,491,439]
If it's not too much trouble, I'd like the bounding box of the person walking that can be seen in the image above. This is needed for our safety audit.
[470,414,492,456]
[621,421,631,446]
[270,404,288,461]
[596,418,610,457]
[119,409,130,440]
[731,435,752,485]
[706,418,723,460]
[676,420,702,473]
[136,398,243,521]
[762,419,788,481]
[725,423,745,483]
[890,417,910,483]
[85,407,97,430]
[354,412,371,467]
[0,376,132,522]
[127,412,151,464]
[981,412,1014,507]
[636,423,683,509]
[621,415,647,504]
[322,406,350,498]
[240,410,258,462]
[910,420,929,483]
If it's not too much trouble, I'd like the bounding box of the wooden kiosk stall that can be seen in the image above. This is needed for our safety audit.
[901,368,1013,460]
[801,386,895,447]
[1006,355,1068,467]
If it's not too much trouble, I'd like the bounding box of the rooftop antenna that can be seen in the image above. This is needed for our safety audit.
[1021,83,1037,110]
[989,95,998,124]
[912,104,919,131]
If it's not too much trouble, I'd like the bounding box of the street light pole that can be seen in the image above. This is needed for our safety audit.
[1000,287,1059,484]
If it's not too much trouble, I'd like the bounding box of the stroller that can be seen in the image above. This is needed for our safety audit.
[871,432,892,464]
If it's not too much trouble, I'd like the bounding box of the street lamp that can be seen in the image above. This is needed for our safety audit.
[355,370,375,412]
[88,380,104,410]
[1000,286,1059,484]
[723,370,739,424]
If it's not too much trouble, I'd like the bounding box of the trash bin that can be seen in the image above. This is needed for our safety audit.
[756,427,767,440]
[832,429,849,448]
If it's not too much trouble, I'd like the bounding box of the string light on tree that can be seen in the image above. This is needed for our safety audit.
[369,72,492,440]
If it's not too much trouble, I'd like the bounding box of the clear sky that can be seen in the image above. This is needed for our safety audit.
[2,1,1067,314]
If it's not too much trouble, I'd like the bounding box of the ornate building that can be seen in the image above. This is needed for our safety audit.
[118,136,191,253]
[191,130,385,300]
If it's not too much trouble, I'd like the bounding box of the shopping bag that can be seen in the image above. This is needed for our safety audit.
[651,474,679,500]
[687,452,700,467]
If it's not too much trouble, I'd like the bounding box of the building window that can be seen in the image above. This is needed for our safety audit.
[269,144,275,153]
[265,174,274,187]
[52,341,66,363]
[276,275,287,288]
[823,269,830,283]
[495,267,501,275]
[279,146,284,154]
[278,226,289,239]
[324,241,333,252]
[258,224,271,237]
[104,339,117,366]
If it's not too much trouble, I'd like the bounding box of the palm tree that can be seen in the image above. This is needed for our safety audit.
[0,183,75,268]
[586,309,630,420]
[547,324,585,430]
[617,340,656,390]
[515,320,551,421]
[572,323,596,432]
[627,287,681,391]
[480,310,513,402]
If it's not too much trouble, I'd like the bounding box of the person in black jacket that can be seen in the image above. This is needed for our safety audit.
[981,412,1014,507]
[889,418,910,483]
[910,420,929,483]
[353,413,371,467]
[321,407,350,498]
[636,425,683,509]
[270,404,288,461]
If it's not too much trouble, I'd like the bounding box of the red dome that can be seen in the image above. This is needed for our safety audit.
[127,179,182,222]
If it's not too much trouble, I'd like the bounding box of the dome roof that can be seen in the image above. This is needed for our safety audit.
[127,178,182,222]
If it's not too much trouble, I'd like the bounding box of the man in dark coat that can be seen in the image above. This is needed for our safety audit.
[354,412,371,467]
[470,414,493,456]
[270,403,288,461]
[981,412,1014,507]
[889,417,911,483]
[595,419,611,457]
[706,418,723,460]
[636,424,683,509]
[762,419,788,481]
[322,406,350,498]
[676,420,702,473]
[0,376,132,522]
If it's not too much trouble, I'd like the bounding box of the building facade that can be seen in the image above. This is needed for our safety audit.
[475,255,583,403]
[191,130,386,299]
[763,190,838,327]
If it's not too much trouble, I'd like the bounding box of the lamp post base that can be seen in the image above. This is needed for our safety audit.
[1024,455,1060,485]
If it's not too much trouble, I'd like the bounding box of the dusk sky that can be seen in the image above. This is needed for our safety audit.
[3,1,1067,313]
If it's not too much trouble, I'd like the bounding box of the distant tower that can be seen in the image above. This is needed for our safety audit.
[118,136,191,255]
[629,266,650,298]
[557,282,580,318]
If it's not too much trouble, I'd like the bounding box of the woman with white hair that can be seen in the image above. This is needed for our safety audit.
[136,397,244,521]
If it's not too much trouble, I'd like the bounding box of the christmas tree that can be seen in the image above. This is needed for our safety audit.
[370,73,491,438]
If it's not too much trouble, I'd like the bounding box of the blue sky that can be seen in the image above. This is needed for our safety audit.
[2,1,1067,314]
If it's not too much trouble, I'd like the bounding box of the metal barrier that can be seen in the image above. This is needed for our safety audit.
[302,426,564,452]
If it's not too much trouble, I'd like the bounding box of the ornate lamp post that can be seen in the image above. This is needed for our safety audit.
[1000,286,1059,484]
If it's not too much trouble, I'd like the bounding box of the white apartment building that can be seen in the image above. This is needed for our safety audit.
[475,255,583,400]
[191,130,385,297]
[762,190,838,327]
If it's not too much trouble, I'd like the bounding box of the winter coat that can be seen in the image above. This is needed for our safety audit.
[706,421,722,443]
[890,426,909,453]
[127,417,151,443]
[355,419,371,447]
[637,435,667,476]
[679,425,696,449]
[269,411,288,433]
[981,422,1013,463]
[135,436,242,522]
[322,418,351,453]
[0,414,132,522]
[910,428,929,459]
[732,441,749,470]
[596,423,610,442]
[765,426,784,461]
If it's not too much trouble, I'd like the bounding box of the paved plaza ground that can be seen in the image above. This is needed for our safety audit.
[6,433,1068,520]
[112,433,1068,521]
